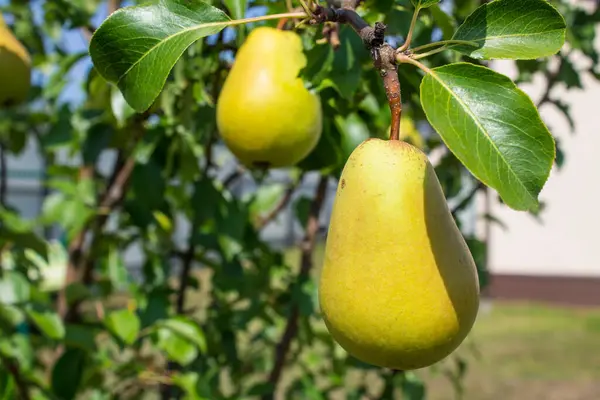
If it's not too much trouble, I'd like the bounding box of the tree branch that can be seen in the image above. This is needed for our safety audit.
[161,229,197,400]
[311,6,401,140]
[537,55,564,108]
[322,22,341,50]
[451,181,485,217]
[262,176,329,399]
[256,175,304,230]
[58,118,145,322]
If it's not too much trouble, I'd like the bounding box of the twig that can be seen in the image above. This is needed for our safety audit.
[397,4,421,52]
[58,118,144,322]
[60,0,126,320]
[175,245,195,314]
[537,55,564,108]
[322,22,341,50]
[451,181,485,216]
[256,175,304,229]
[311,6,401,141]
[222,166,245,188]
[0,355,31,400]
[375,41,402,140]
[396,53,433,75]
[262,176,329,400]
[160,233,197,400]
[410,40,478,54]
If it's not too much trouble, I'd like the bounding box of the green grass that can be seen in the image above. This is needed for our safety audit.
[421,301,600,400]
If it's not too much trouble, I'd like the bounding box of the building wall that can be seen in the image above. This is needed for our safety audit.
[478,27,600,278]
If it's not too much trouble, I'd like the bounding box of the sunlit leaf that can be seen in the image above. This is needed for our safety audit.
[420,63,555,211]
[105,309,140,345]
[411,0,440,9]
[452,0,566,60]
[89,0,231,111]
[223,0,246,20]
[26,306,65,340]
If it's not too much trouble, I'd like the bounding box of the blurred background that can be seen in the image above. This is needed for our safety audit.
[0,0,599,399]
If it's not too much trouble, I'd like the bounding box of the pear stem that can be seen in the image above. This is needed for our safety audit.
[276,18,289,30]
[397,5,421,53]
[226,12,308,27]
[376,45,402,141]
[311,7,402,141]
[396,53,433,75]
[410,39,479,54]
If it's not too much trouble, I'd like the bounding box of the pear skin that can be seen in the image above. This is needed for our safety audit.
[216,27,322,168]
[0,15,31,106]
[319,138,480,370]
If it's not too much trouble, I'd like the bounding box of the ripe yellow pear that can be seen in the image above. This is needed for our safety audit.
[0,15,31,106]
[319,138,480,370]
[216,27,322,168]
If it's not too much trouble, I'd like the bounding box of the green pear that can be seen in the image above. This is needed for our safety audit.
[0,15,31,106]
[216,27,322,168]
[319,138,480,370]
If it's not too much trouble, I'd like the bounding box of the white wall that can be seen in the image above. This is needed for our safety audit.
[476,26,600,278]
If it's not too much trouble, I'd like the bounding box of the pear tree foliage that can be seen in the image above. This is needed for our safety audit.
[0,0,595,398]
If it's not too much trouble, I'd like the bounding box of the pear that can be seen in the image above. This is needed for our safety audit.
[319,138,480,370]
[0,15,31,106]
[216,27,322,168]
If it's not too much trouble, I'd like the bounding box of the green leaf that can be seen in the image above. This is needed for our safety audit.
[0,372,16,400]
[106,245,129,291]
[52,348,86,400]
[156,317,207,353]
[249,183,286,222]
[105,309,140,345]
[301,44,334,88]
[334,113,370,161]
[82,123,113,165]
[294,197,312,227]
[329,26,368,100]
[26,306,65,340]
[172,372,210,400]
[420,63,555,211]
[401,371,426,400]
[411,0,440,9]
[156,328,198,366]
[465,237,490,290]
[0,305,25,327]
[89,0,231,112]
[110,87,136,126]
[64,324,98,352]
[557,57,583,89]
[0,271,30,304]
[298,118,343,173]
[551,100,574,132]
[247,382,275,396]
[452,0,566,60]
[223,0,246,20]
